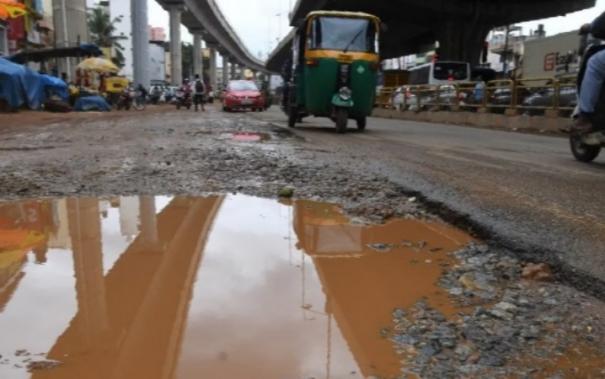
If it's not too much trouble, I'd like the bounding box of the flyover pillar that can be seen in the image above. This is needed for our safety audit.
[131,0,150,87]
[139,196,160,252]
[208,47,218,90]
[230,60,236,79]
[168,4,184,85]
[192,33,203,78]
[222,56,229,88]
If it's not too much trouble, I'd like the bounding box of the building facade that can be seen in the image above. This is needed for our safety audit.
[149,41,166,84]
[109,0,133,79]
[521,30,581,78]
[149,26,165,43]
[0,22,8,56]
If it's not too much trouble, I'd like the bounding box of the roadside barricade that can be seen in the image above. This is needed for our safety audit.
[380,76,578,118]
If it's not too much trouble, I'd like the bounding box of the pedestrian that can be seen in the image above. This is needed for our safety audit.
[472,76,486,104]
[193,74,206,112]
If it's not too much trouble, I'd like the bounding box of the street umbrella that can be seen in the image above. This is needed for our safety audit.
[0,0,28,21]
[77,57,120,73]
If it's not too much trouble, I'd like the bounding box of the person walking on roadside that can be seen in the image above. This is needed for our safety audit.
[193,74,206,112]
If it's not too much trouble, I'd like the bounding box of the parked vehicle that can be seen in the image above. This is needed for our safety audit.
[487,87,529,112]
[283,11,382,133]
[165,86,178,103]
[408,61,471,85]
[392,85,459,111]
[222,80,265,112]
[522,86,577,115]
[149,86,163,105]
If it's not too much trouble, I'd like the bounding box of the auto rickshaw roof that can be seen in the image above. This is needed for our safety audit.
[305,10,381,23]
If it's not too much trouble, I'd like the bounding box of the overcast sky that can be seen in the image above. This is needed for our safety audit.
[144,0,604,59]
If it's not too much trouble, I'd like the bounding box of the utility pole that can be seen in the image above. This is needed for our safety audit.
[131,0,150,87]
[502,25,511,75]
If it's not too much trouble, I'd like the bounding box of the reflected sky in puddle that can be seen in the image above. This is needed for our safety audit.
[219,132,270,142]
[0,195,471,379]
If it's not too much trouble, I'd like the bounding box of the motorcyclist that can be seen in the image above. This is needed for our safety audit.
[574,11,605,132]
[193,74,206,112]
[179,78,192,101]
[136,83,148,98]
[150,86,162,104]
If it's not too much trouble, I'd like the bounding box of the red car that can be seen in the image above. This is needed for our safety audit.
[222,80,265,112]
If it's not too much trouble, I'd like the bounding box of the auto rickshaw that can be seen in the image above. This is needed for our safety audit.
[284,11,381,133]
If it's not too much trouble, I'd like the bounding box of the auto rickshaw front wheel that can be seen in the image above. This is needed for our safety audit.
[356,117,366,131]
[288,106,297,128]
[335,108,348,134]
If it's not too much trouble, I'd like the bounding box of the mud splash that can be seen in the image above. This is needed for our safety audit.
[0,195,470,379]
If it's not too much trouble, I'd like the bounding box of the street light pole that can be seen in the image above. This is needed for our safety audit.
[502,25,510,75]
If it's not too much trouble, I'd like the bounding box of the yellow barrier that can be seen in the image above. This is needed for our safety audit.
[380,76,577,117]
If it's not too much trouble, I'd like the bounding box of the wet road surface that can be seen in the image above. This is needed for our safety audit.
[0,195,470,378]
[256,108,605,285]
[0,107,604,377]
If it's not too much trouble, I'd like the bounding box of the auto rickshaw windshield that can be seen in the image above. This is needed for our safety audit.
[309,17,378,53]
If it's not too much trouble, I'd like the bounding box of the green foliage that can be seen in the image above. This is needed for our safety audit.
[182,42,193,80]
[87,5,126,68]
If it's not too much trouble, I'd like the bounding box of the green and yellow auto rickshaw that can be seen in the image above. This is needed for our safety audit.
[284,11,381,133]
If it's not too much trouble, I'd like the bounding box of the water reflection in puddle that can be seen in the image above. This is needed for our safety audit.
[220,132,270,142]
[0,195,471,379]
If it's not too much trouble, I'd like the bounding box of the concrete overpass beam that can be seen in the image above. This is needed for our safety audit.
[192,33,203,78]
[435,21,491,65]
[168,4,184,85]
[131,0,150,87]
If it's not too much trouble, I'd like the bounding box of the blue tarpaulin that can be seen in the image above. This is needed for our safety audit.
[0,58,44,110]
[74,96,111,112]
[0,58,73,110]
[40,74,69,102]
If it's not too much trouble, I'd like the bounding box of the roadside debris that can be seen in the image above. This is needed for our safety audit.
[391,243,605,378]
[522,262,554,282]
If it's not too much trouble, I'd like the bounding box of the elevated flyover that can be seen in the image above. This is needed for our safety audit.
[267,0,595,71]
[155,0,267,84]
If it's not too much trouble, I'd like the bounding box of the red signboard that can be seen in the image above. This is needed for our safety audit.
[544,53,557,71]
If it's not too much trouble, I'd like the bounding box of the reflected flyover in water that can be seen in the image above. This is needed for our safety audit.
[0,195,471,379]
[293,201,471,378]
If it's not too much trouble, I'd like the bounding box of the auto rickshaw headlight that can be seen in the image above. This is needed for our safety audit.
[339,87,352,100]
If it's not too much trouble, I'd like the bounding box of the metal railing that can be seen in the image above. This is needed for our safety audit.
[377,75,578,117]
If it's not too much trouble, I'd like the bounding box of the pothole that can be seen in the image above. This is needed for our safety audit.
[0,195,602,378]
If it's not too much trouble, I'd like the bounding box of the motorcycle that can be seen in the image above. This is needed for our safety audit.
[149,88,162,105]
[116,88,146,111]
[570,39,605,162]
[175,89,192,110]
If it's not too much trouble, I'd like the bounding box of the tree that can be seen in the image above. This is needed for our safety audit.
[181,42,193,80]
[87,5,126,68]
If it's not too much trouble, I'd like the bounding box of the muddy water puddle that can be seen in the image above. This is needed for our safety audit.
[219,132,271,142]
[0,195,470,379]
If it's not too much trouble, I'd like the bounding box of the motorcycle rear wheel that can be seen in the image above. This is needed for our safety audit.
[570,134,602,162]
[133,98,146,111]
